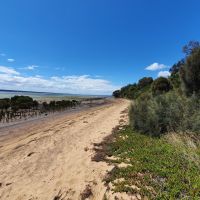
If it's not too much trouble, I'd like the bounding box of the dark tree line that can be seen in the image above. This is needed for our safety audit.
[42,99,79,112]
[0,96,80,123]
[113,77,155,99]
[117,40,200,136]
[113,40,200,100]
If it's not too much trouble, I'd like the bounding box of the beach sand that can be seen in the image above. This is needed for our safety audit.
[0,99,129,200]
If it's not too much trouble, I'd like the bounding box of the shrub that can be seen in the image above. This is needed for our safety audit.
[0,98,10,110]
[129,92,200,136]
[10,95,34,110]
[112,77,153,100]
[182,95,200,132]
[112,90,121,98]
[169,59,185,76]
[138,77,153,89]
[182,40,200,56]
[152,77,173,96]
[180,48,200,96]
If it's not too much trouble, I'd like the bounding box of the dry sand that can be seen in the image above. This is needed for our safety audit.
[0,99,130,200]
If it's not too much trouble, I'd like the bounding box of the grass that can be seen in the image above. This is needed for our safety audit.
[103,126,200,199]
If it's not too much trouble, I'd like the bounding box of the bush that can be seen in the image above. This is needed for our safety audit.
[182,95,200,132]
[0,98,10,110]
[180,48,200,96]
[152,77,173,96]
[129,92,200,136]
[113,80,153,100]
[112,90,121,98]
[138,77,153,89]
[169,59,184,76]
[10,95,34,110]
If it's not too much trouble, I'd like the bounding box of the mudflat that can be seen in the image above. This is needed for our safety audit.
[0,99,129,200]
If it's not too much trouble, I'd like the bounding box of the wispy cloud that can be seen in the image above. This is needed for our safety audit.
[0,53,6,57]
[23,65,39,70]
[158,71,171,78]
[7,58,15,63]
[145,62,168,71]
[0,67,119,95]
[0,66,20,75]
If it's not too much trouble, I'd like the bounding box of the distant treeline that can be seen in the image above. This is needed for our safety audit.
[112,63,182,99]
[113,41,200,136]
[0,96,80,123]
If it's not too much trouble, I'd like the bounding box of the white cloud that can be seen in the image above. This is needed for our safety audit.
[158,71,171,78]
[7,58,15,62]
[23,65,39,70]
[145,62,168,71]
[0,67,119,95]
[0,66,20,75]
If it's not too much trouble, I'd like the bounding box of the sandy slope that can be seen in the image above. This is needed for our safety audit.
[0,99,129,200]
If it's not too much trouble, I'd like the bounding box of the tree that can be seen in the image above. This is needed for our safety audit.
[33,100,39,108]
[169,60,185,90]
[11,96,34,110]
[0,98,10,110]
[183,40,200,56]
[170,59,185,75]
[138,77,153,89]
[112,90,121,98]
[152,77,173,95]
[180,47,200,96]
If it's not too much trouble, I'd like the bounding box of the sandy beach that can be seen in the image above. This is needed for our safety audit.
[0,99,129,200]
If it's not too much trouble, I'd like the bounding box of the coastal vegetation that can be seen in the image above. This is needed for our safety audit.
[0,96,80,123]
[113,40,200,137]
[103,127,200,199]
[107,41,200,198]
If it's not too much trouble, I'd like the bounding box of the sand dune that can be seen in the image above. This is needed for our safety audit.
[0,99,129,200]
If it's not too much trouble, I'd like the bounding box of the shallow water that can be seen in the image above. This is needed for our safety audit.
[0,90,107,101]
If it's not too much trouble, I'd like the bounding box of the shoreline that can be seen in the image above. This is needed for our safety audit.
[0,98,111,134]
[0,99,129,200]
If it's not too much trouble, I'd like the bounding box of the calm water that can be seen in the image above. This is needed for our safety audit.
[0,90,108,101]
[0,90,75,98]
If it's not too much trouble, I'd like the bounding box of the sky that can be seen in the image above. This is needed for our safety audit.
[0,0,200,95]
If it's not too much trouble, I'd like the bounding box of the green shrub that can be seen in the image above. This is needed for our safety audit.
[112,78,153,100]
[11,95,34,110]
[112,90,121,98]
[0,98,10,110]
[138,77,153,89]
[169,59,184,76]
[152,77,173,96]
[180,48,200,96]
[129,92,200,136]
[182,95,200,132]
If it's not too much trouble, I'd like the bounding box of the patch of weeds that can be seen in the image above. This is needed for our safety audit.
[101,126,200,199]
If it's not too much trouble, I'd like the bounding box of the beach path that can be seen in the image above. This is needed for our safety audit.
[0,99,129,200]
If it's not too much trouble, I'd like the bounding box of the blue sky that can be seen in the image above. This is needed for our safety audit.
[0,0,200,94]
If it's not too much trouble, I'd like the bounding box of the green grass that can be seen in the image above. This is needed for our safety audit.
[104,127,200,199]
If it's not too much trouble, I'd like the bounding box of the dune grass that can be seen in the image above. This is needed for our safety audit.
[104,126,200,199]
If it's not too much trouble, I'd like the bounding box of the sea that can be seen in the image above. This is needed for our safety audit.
[0,90,109,100]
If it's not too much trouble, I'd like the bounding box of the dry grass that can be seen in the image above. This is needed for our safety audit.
[166,132,200,169]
